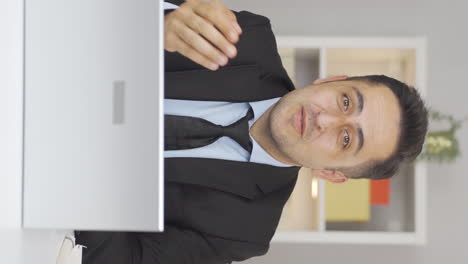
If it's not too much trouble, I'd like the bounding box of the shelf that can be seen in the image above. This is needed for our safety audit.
[273,36,427,244]
[272,231,424,245]
[276,168,323,231]
[326,162,415,232]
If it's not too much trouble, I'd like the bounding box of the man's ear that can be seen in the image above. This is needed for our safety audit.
[314,169,348,183]
[313,75,348,85]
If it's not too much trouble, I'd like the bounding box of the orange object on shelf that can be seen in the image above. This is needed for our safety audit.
[370,179,391,205]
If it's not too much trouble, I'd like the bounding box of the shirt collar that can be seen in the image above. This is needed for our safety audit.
[248,98,292,167]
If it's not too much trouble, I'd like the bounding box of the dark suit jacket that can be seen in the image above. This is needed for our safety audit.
[77,2,300,264]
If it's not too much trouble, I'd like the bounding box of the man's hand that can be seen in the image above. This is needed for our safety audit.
[165,0,242,71]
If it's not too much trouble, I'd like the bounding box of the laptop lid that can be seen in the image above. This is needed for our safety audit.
[23,0,164,231]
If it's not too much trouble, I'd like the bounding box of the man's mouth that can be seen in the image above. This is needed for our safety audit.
[302,107,307,137]
[294,107,305,137]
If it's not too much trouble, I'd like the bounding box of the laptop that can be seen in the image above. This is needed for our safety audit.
[23,0,164,232]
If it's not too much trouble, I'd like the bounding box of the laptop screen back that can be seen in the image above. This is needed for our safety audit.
[23,0,164,231]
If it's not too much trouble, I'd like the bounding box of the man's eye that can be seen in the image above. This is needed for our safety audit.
[343,130,350,149]
[343,94,350,111]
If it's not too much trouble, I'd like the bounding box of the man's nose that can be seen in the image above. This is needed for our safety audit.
[315,111,346,132]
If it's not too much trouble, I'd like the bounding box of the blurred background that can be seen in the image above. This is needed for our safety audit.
[222,0,468,263]
[1,0,467,263]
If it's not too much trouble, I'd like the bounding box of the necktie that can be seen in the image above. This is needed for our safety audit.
[165,107,254,153]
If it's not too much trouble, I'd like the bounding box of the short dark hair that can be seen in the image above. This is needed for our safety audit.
[337,75,428,180]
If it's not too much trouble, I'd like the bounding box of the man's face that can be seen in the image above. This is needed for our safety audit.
[268,78,401,170]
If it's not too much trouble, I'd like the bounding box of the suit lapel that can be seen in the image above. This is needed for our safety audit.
[165,158,300,200]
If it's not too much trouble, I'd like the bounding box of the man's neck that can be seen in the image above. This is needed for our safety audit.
[250,104,299,166]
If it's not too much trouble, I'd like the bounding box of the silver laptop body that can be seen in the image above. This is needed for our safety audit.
[23,0,164,232]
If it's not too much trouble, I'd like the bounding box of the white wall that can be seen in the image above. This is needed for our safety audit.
[1,0,23,229]
[1,0,25,262]
[2,0,467,263]
[1,1,67,263]
[224,0,468,263]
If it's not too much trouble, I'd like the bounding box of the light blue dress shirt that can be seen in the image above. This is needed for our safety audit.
[163,2,178,10]
[164,98,291,167]
[162,2,291,167]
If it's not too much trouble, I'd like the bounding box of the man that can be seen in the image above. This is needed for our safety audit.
[69,0,428,263]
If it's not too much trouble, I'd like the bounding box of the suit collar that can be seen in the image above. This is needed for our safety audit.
[165,158,300,200]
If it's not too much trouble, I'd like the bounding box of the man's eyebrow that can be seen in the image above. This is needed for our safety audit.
[351,86,364,155]
[355,126,364,155]
[352,86,364,114]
